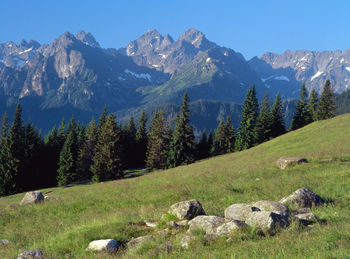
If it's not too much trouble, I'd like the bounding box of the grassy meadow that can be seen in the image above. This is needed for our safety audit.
[1,114,350,258]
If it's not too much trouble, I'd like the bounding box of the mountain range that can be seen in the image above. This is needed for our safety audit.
[0,28,348,132]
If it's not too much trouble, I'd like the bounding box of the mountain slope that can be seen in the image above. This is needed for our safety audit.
[1,114,349,258]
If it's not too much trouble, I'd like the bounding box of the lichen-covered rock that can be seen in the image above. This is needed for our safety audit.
[246,211,289,235]
[216,220,247,237]
[127,235,155,249]
[180,235,196,248]
[187,215,225,235]
[0,239,10,246]
[20,192,44,206]
[277,157,307,169]
[224,203,260,221]
[293,208,318,225]
[168,200,206,220]
[144,221,157,228]
[252,200,290,217]
[86,239,120,252]
[17,250,44,259]
[176,220,189,226]
[280,188,325,208]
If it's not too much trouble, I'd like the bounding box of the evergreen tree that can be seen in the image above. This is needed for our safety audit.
[236,86,259,150]
[58,118,66,145]
[207,131,214,156]
[146,110,170,170]
[307,89,319,122]
[0,112,9,149]
[224,115,236,153]
[270,93,286,138]
[167,93,196,168]
[77,118,97,180]
[122,116,137,168]
[57,122,79,186]
[91,114,123,182]
[0,105,25,195]
[290,83,311,130]
[316,80,336,120]
[135,110,148,167]
[256,93,273,143]
[197,130,210,160]
[211,118,226,155]
[97,106,107,133]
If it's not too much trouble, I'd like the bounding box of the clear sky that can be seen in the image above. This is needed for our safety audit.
[1,0,349,59]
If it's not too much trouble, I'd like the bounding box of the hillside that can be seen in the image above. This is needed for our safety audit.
[1,114,350,258]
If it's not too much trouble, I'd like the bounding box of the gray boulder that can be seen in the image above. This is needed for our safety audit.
[127,235,155,249]
[252,200,290,217]
[280,188,325,208]
[187,215,225,235]
[17,250,44,259]
[293,208,318,225]
[86,239,120,252]
[277,157,307,169]
[246,211,289,235]
[224,203,260,221]
[216,220,247,237]
[180,235,196,249]
[168,200,206,220]
[20,192,44,206]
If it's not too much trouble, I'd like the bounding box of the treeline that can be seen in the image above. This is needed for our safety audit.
[0,80,335,196]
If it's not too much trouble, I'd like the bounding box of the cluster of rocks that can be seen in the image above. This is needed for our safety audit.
[276,157,307,170]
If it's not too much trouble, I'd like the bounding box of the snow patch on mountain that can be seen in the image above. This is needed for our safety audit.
[124,69,152,81]
[311,71,323,81]
[345,67,350,73]
[274,75,290,82]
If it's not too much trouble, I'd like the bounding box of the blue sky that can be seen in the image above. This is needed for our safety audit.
[1,0,349,59]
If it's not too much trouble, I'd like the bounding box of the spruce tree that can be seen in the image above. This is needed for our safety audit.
[211,118,226,155]
[316,80,335,120]
[236,86,259,150]
[135,110,148,167]
[270,93,286,138]
[197,130,210,160]
[0,105,25,195]
[146,110,170,170]
[290,83,311,130]
[91,114,123,182]
[256,93,273,143]
[224,115,236,153]
[123,116,137,169]
[0,112,9,149]
[307,89,319,122]
[167,93,196,168]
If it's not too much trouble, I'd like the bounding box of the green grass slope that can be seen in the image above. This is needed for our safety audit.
[1,114,350,258]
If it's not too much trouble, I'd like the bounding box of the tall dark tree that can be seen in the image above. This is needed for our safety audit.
[197,130,210,160]
[0,112,9,149]
[0,105,25,195]
[122,116,137,169]
[316,80,335,120]
[146,110,170,170]
[256,93,273,143]
[224,115,236,153]
[91,114,123,182]
[270,93,286,138]
[236,86,259,151]
[307,89,319,122]
[135,110,148,168]
[290,83,311,130]
[167,93,196,168]
[211,118,226,155]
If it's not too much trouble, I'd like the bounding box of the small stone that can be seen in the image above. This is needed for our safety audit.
[280,188,325,208]
[293,208,318,225]
[20,191,44,206]
[168,200,206,220]
[128,235,155,249]
[0,239,10,246]
[158,241,172,253]
[17,250,44,259]
[166,221,179,228]
[43,196,59,202]
[144,221,157,228]
[86,239,120,252]
[277,157,307,169]
[157,228,170,237]
[180,235,195,248]
[176,220,189,226]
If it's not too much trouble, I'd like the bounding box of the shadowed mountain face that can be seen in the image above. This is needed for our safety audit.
[248,49,350,99]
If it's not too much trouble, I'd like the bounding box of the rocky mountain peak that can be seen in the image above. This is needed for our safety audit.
[178,28,212,49]
[76,30,100,48]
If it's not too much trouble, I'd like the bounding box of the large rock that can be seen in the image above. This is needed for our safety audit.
[20,192,44,206]
[216,220,247,237]
[17,250,44,259]
[246,211,289,235]
[277,157,307,169]
[224,203,260,221]
[127,235,155,249]
[187,215,225,235]
[168,200,206,220]
[280,188,325,208]
[86,239,120,252]
[252,200,290,217]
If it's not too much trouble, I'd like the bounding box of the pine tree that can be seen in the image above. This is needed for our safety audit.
[290,83,311,130]
[135,110,148,167]
[256,93,273,143]
[270,93,286,138]
[316,80,335,120]
[146,110,170,170]
[97,106,107,133]
[91,114,123,182]
[123,116,137,168]
[307,89,319,122]
[211,118,226,155]
[207,131,214,156]
[236,86,259,150]
[224,115,236,153]
[0,105,25,195]
[0,112,9,149]
[167,93,196,168]
[197,130,210,160]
